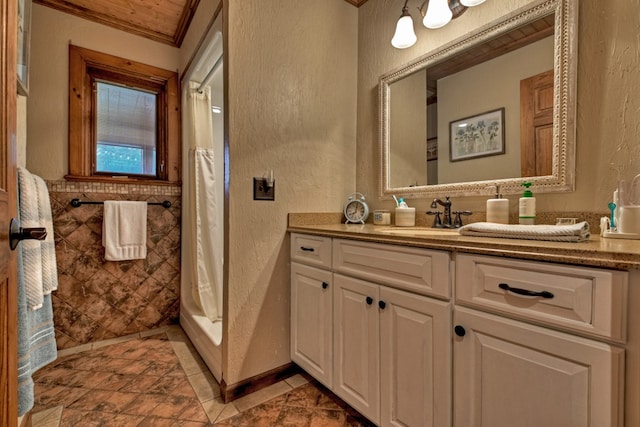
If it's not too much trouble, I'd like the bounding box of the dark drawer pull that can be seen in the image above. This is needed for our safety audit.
[300,246,315,252]
[499,283,554,299]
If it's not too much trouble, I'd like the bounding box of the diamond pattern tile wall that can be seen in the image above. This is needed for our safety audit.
[48,190,182,350]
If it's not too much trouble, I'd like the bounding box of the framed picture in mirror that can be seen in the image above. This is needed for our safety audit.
[427,137,438,161]
[17,0,31,96]
[449,108,505,162]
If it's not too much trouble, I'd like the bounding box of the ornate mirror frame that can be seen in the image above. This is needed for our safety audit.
[379,0,578,198]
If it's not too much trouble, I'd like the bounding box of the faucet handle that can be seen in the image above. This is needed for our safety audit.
[426,211,443,228]
[452,210,472,228]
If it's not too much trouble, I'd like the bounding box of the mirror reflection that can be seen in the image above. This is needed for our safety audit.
[390,15,554,188]
[380,0,577,198]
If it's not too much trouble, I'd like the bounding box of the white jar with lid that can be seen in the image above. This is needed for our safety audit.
[395,207,416,227]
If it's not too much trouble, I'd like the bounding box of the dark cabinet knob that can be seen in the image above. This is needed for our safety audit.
[378,300,386,310]
[366,296,373,305]
[454,325,466,337]
[9,218,47,251]
[321,282,329,289]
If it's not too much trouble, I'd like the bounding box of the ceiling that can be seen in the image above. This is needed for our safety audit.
[33,0,368,47]
[33,0,201,46]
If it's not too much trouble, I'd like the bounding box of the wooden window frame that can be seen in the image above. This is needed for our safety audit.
[67,45,180,184]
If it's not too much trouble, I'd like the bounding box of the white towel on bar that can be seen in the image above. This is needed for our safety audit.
[458,221,590,242]
[17,167,43,310]
[102,201,148,261]
[34,175,58,295]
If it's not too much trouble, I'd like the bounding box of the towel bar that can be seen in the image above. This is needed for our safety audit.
[70,199,171,208]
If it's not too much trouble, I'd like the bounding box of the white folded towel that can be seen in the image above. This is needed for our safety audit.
[34,175,58,295]
[102,201,148,261]
[458,221,590,242]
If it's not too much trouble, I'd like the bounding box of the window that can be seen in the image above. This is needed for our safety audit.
[68,45,180,183]
[95,82,157,176]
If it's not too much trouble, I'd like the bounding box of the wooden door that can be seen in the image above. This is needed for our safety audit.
[290,263,333,388]
[0,0,19,425]
[379,286,451,427]
[333,274,379,424]
[520,69,554,177]
[453,307,624,427]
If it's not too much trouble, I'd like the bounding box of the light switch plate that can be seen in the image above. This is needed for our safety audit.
[253,177,275,201]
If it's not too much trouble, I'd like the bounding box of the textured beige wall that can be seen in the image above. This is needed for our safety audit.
[27,4,180,179]
[225,0,358,384]
[357,0,640,216]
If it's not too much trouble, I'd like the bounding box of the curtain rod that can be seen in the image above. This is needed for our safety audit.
[70,198,171,208]
[197,55,223,93]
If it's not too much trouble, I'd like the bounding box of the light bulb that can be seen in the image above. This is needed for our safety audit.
[423,0,453,29]
[460,0,486,6]
[391,14,417,49]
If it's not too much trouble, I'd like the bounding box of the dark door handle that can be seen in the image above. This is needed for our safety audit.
[498,283,554,299]
[322,282,329,289]
[366,296,373,305]
[378,300,386,309]
[9,218,47,251]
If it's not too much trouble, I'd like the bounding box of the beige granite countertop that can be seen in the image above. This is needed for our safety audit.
[288,213,640,270]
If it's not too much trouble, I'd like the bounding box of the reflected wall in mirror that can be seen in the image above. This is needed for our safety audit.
[380,0,578,198]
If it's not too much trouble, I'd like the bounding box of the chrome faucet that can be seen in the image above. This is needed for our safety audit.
[427,196,473,228]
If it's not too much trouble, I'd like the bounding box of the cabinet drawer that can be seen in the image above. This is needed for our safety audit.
[290,233,332,269]
[455,254,628,342]
[333,239,450,299]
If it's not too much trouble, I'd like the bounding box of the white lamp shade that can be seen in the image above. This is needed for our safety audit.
[460,0,486,6]
[423,0,453,29]
[391,15,417,49]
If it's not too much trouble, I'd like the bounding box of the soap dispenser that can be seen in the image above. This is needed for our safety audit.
[518,182,536,225]
[486,185,509,224]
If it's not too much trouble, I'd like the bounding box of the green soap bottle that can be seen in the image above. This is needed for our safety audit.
[519,182,536,225]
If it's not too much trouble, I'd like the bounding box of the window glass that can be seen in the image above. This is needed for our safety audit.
[95,82,157,176]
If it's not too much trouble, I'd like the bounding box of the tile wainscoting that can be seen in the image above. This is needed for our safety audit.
[46,180,182,349]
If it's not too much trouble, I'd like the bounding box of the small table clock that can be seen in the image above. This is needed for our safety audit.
[344,192,369,224]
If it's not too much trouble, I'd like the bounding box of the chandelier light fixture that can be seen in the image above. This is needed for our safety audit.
[391,0,487,49]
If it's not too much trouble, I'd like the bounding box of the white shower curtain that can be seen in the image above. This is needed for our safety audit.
[186,83,223,321]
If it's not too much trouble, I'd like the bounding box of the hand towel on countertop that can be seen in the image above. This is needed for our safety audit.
[458,221,590,242]
[17,167,43,310]
[102,200,148,261]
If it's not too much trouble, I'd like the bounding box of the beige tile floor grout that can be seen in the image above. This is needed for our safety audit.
[30,325,366,426]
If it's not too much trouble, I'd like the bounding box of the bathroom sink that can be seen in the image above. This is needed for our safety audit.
[375,227,460,236]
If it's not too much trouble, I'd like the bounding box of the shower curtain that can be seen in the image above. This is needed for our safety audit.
[185,83,223,321]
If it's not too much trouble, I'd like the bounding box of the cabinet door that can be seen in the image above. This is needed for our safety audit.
[454,307,624,427]
[333,274,380,424]
[379,287,452,427]
[291,263,333,387]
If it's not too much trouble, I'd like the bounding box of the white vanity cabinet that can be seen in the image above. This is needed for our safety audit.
[290,229,638,426]
[290,233,452,427]
[454,253,628,427]
[290,234,334,388]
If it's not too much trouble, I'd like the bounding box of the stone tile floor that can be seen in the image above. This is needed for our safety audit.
[30,325,373,426]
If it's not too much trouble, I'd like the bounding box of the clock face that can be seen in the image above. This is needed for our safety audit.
[345,200,366,222]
